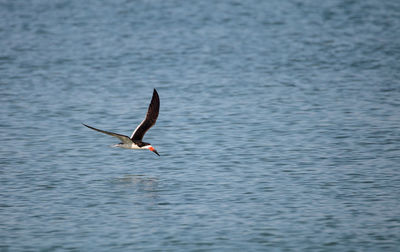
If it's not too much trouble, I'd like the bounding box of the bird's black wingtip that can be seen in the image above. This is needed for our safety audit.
[82,123,92,129]
[153,88,159,99]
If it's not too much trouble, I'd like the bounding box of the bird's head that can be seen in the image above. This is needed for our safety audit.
[146,145,160,156]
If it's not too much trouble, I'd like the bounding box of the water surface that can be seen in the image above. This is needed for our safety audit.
[1,0,400,251]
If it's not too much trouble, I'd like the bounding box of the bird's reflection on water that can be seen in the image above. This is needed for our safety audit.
[111,174,159,193]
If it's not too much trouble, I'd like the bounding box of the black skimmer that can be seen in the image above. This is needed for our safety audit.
[83,89,160,156]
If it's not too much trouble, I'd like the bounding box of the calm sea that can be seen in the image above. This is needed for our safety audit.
[1,0,400,251]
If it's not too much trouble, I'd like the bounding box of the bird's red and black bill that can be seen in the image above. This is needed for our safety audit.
[149,146,160,156]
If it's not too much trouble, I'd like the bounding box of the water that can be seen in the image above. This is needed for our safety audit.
[1,0,400,251]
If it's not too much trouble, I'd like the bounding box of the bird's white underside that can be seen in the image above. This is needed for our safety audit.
[112,143,152,150]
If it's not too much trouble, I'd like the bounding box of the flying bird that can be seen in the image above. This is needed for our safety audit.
[83,89,160,156]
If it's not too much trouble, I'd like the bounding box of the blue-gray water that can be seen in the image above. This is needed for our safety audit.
[1,0,400,251]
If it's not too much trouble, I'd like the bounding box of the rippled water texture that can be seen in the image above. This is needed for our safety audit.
[1,0,400,251]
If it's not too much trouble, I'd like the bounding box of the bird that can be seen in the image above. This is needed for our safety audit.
[83,89,160,156]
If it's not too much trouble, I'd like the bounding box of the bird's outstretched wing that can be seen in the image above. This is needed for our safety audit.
[82,123,132,144]
[130,89,160,141]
